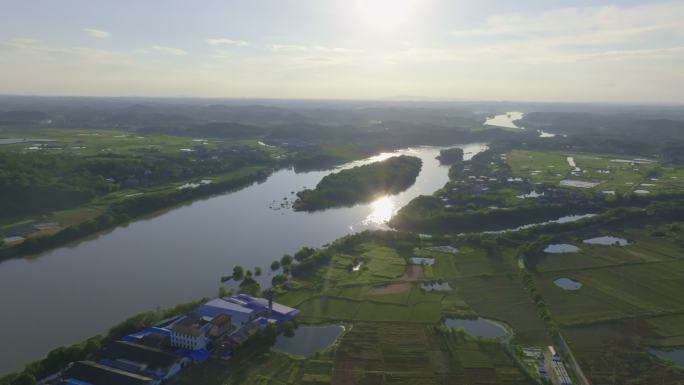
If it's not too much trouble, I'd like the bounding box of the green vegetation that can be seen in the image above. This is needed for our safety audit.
[294,155,422,211]
[6,107,684,384]
[436,147,464,165]
[0,126,409,260]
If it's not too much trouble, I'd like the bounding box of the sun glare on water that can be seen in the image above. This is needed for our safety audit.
[363,195,397,225]
[355,0,417,27]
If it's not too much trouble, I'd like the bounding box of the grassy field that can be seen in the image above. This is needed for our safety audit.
[266,238,551,384]
[177,348,335,385]
[522,219,684,383]
[506,149,684,194]
[532,225,684,325]
[0,127,284,157]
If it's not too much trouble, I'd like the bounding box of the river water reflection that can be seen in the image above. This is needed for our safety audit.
[0,143,486,373]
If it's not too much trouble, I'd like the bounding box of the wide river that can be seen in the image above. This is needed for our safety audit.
[0,143,486,374]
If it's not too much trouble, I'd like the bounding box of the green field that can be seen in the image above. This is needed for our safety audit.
[522,219,684,383]
[507,149,684,195]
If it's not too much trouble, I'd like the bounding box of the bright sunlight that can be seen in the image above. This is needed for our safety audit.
[354,0,417,27]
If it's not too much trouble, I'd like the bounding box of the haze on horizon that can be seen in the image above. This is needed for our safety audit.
[1,0,683,103]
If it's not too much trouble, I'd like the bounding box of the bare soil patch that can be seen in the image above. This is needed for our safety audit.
[401,264,424,281]
[368,282,411,295]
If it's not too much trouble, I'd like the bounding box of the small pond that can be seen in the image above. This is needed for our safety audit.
[544,244,580,253]
[0,138,55,145]
[427,245,459,254]
[422,281,451,291]
[517,191,544,199]
[409,257,435,266]
[650,348,684,367]
[272,325,344,356]
[554,278,582,291]
[444,317,510,339]
[583,236,629,246]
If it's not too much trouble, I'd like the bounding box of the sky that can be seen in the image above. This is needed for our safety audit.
[0,0,683,102]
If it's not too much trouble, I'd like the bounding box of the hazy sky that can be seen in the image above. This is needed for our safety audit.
[1,0,683,102]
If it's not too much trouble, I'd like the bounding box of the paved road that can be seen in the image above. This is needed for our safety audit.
[557,334,591,385]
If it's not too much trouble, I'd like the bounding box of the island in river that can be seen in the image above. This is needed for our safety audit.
[293,155,422,211]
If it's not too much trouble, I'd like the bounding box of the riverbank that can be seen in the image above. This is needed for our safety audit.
[0,166,272,262]
[0,144,486,374]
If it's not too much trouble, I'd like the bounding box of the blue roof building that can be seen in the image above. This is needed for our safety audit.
[195,295,299,327]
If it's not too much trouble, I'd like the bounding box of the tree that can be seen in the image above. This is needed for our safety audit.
[10,373,36,385]
[281,320,296,337]
[239,277,261,296]
[280,254,293,266]
[271,274,288,286]
[294,247,315,262]
[254,267,262,276]
[232,265,244,280]
[270,260,281,271]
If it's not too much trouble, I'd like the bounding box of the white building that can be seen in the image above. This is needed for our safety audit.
[170,314,210,350]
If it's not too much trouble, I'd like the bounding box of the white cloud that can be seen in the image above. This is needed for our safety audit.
[1,38,123,61]
[151,45,188,56]
[450,3,684,48]
[206,38,249,47]
[83,28,111,39]
[269,44,364,54]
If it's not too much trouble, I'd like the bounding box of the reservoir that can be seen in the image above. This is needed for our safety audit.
[272,325,344,356]
[484,112,524,129]
[0,143,486,374]
[444,317,510,339]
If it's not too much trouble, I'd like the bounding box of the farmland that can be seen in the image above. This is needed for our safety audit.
[506,149,684,195]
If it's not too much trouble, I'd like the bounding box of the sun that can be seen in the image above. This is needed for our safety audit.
[355,0,416,27]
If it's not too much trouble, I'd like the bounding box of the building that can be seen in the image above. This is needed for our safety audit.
[207,313,233,338]
[100,341,188,382]
[60,361,157,385]
[235,294,300,322]
[170,314,210,351]
[195,295,299,327]
[195,298,256,327]
[169,312,234,348]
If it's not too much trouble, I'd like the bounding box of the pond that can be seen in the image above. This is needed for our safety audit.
[650,348,684,367]
[0,138,55,145]
[0,143,487,374]
[560,179,600,189]
[516,191,544,199]
[444,317,510,339]
[426,245,459,254]
[408,257,435,266]
[544,244,581,253]
[583,236,629,246]
[272,325,344,356]
[421,281,451,291]
[554,278,582,290]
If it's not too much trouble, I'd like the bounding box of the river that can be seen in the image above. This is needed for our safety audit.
[0,143,486,374]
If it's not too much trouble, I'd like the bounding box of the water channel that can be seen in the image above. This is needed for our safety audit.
[0,143,487,373]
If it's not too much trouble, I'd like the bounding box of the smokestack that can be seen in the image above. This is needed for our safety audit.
[268,295,273,314]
